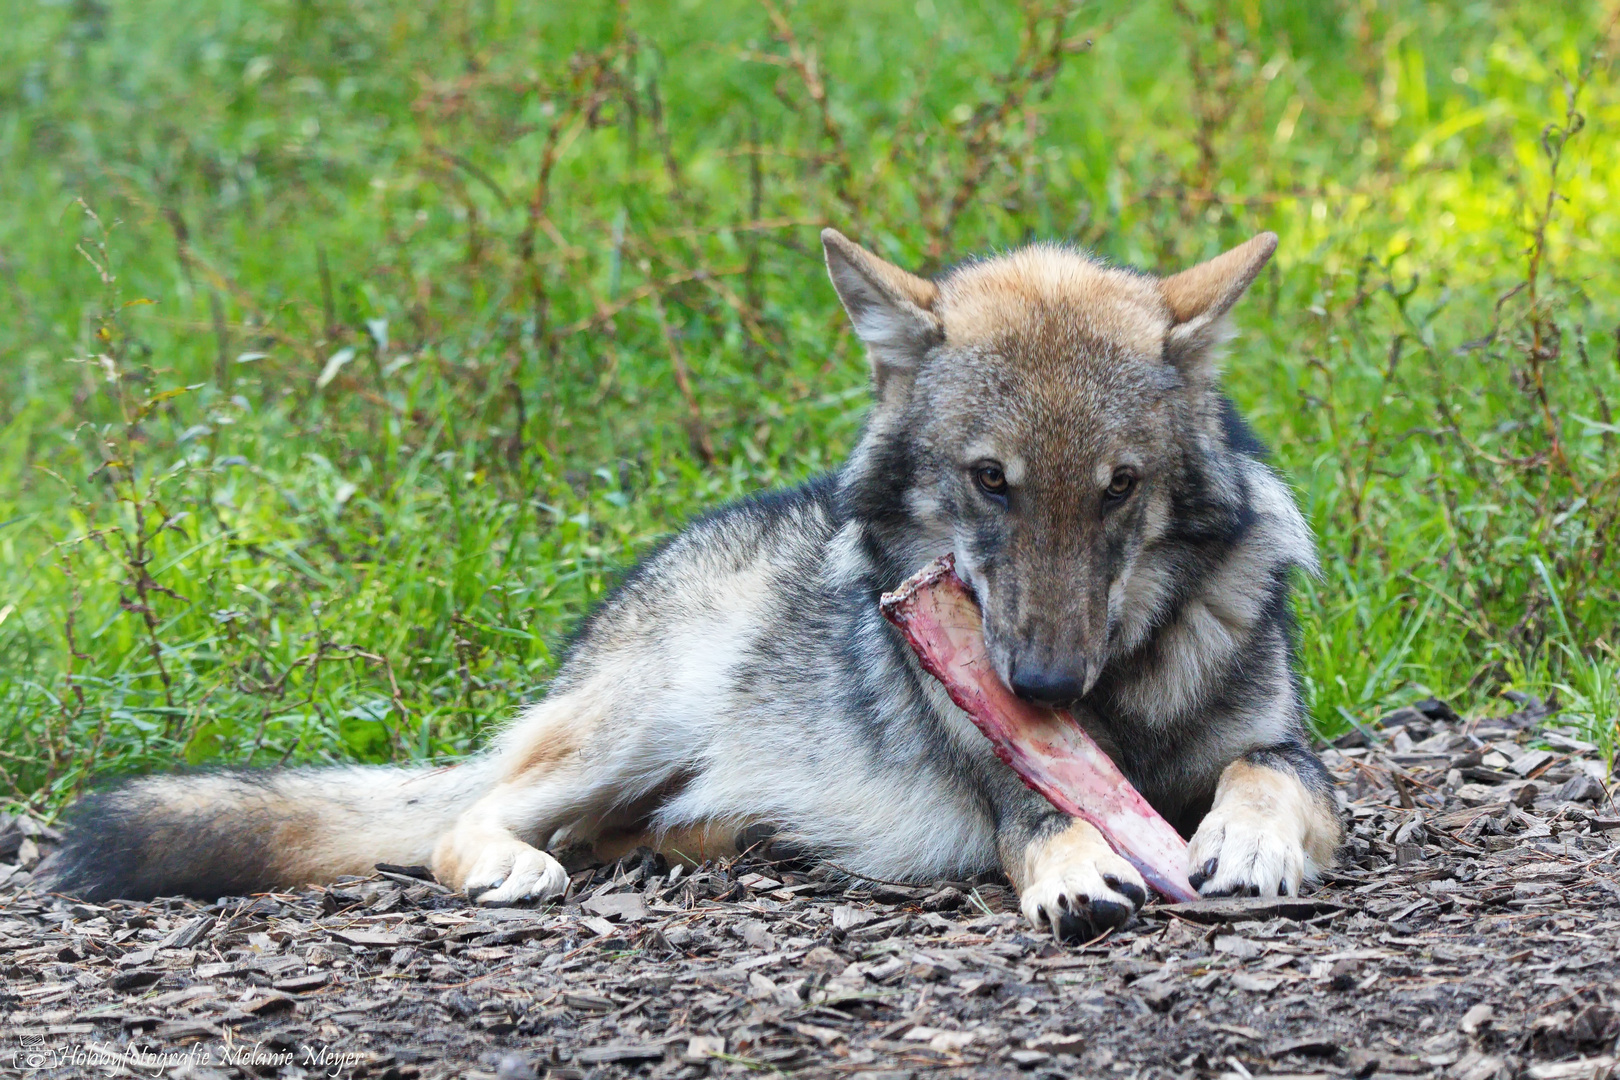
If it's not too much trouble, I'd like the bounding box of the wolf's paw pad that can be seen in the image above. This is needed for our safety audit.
[1020,853,1146,944]
[1187,808,1304,899]
[463,841,568,905]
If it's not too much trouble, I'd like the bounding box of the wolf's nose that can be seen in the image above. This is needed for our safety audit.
[1008,663,1088,707]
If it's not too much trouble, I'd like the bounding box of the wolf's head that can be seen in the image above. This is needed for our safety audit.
[827,229,1276,708]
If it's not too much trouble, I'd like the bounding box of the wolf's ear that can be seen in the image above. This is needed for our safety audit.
[823,229,942,400]
[1161,232,1277,366]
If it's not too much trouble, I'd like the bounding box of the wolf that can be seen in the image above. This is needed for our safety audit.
[48,229,1340,942]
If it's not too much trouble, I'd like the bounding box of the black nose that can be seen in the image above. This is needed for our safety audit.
[1009,663,1089,707]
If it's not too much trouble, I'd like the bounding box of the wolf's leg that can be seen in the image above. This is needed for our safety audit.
[1186,745,1341,898]
[997,792,1147,942]
[429,688,648,905]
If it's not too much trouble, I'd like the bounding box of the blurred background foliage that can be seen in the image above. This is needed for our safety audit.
[1,0,1617,810]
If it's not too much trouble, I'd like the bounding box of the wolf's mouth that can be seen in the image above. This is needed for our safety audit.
[881,555,1197,904]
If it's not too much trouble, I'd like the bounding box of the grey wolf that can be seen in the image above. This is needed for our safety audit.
[48,229,1340,942]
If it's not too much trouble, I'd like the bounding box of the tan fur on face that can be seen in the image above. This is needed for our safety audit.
[938,246,1172,360]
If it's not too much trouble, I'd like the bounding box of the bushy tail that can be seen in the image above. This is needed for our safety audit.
[45,761,495,902]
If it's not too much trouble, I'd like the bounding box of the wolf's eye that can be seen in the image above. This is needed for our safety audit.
[974,463,1008,501]
[1105,469,1137,502]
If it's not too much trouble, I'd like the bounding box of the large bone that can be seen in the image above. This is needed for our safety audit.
[880,555,1199,903]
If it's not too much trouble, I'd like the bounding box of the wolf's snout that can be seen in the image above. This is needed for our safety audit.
[1008,660,1090,708]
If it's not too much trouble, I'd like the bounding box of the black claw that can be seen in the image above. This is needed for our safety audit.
[1278,879,1289,896]
[1189,858,1218,890]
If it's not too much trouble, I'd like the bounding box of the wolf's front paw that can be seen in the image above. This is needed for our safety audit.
[1020,848,1147,943]
[1187,803,1305,898]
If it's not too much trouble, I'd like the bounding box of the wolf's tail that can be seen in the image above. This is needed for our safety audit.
[45,761,496,901]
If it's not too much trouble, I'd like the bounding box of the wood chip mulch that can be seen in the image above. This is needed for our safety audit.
[3,695,1617,1080]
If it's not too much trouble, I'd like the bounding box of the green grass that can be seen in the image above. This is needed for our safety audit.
[3,0,1618,810]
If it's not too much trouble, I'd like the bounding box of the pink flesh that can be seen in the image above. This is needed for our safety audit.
[880,555,1199,904]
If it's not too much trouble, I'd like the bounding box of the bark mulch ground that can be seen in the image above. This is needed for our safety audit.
[3,695,1618,1080]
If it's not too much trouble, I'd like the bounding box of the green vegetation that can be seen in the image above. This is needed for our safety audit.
[3,1,1617,811]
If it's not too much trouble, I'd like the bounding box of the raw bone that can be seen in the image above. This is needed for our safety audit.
[880,554,1199,903]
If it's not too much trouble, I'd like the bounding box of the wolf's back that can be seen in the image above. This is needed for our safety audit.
[46,761,493,901]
